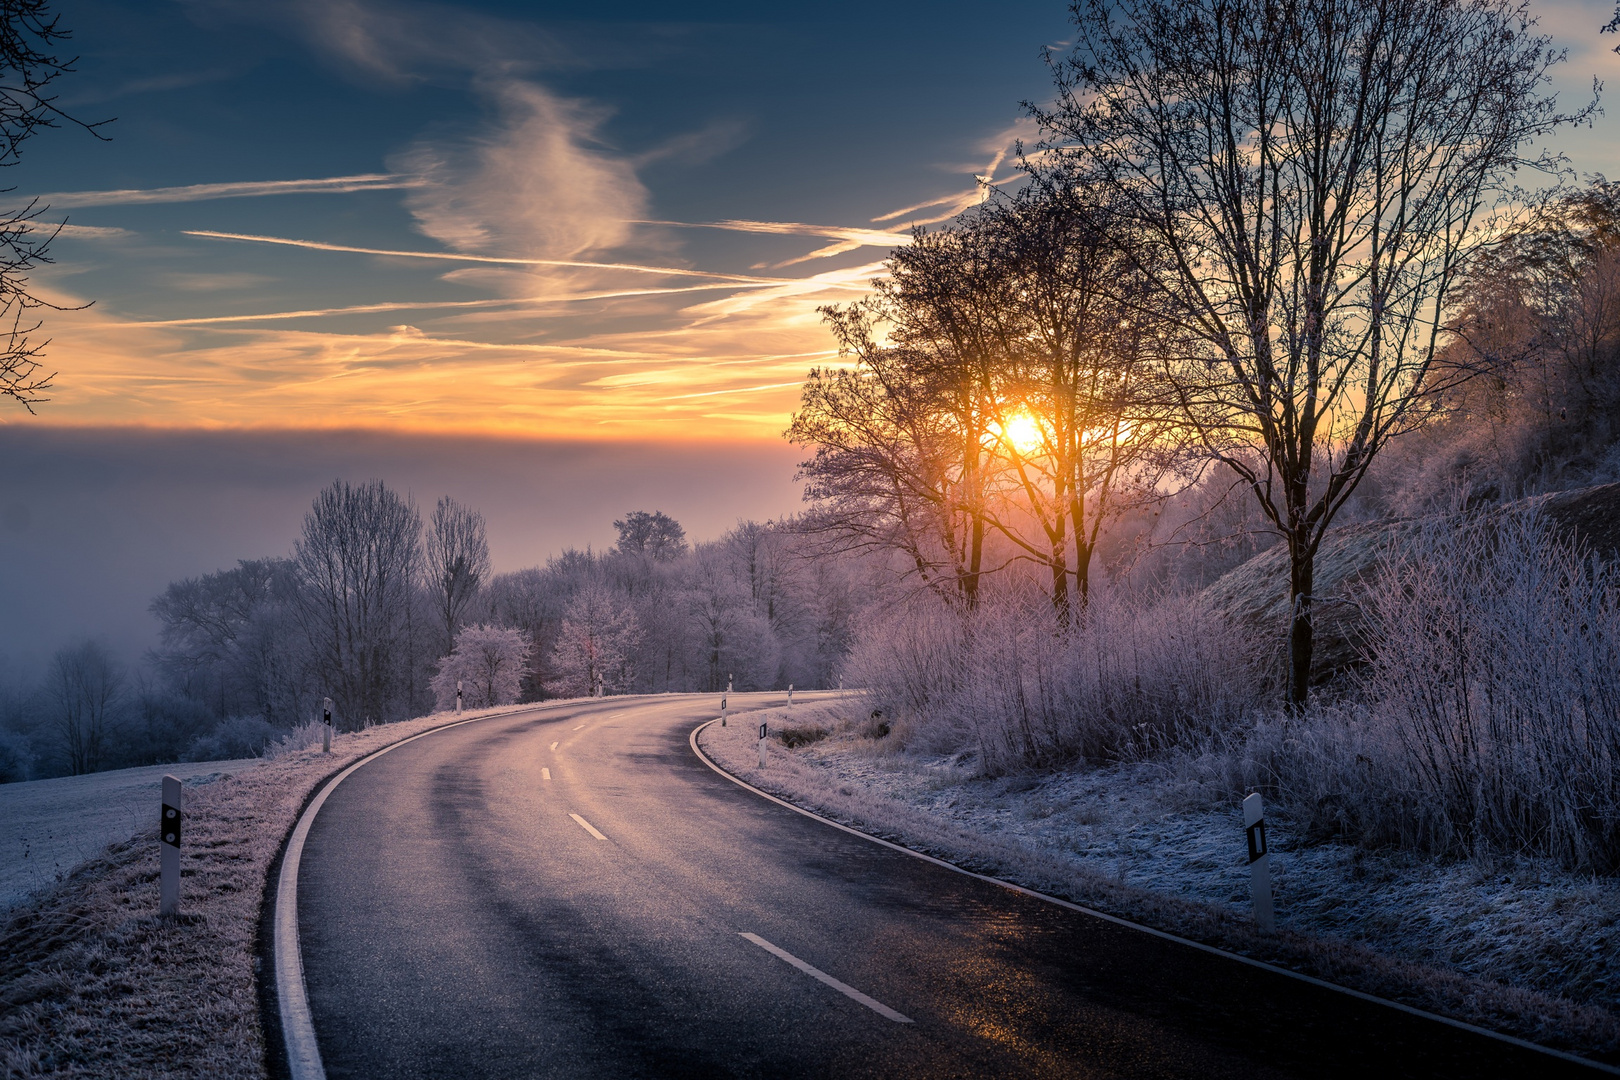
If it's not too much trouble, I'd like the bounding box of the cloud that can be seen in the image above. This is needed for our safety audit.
[39,174,418,208]
[642,218,910,268]
[126,282,782,326]
[182,229,793,282]
[392,80,652,263]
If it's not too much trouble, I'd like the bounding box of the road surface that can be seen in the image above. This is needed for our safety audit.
[284,693,1604,1078]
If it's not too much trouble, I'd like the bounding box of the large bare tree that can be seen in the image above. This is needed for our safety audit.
[295,480,422,727]
[426,496,490,659]
[1036,0,1587,705]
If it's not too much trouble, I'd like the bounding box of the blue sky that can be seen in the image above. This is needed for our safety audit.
[3,0,1620,671]
[8,0,1077,436]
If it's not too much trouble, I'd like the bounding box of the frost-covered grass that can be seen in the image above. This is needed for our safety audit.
[0,701,542,1080]
[700,702,1620,1061]
[2,760,255,911]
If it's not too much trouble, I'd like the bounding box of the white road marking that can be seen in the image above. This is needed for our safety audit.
[570,812,607,840]
[550,741,559,751]
[739,933,913,1023]
[541,768,551,780]
[572,724,585,731]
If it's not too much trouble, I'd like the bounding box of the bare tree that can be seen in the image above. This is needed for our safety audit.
[0,0,109,411]
[46,639,122,774]
[1036,0,1587,705]
[788,310,991,608]
[425,496,490,658]
[612,510,688,561]
[294,480,422,727]
[972,180,1182,625]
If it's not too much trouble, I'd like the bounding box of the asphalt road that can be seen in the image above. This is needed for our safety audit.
[288,693,1604,1079]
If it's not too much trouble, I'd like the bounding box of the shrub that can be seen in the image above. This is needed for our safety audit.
[846,587,1257,773]
[1274,509,1620,871]
[185,715,279,761]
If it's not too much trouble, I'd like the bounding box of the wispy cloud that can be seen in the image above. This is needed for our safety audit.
[38,173,419,208]
[181,229,797,283]
[393,80,648,263]
[641,218,910,267]
[127,282,784,326]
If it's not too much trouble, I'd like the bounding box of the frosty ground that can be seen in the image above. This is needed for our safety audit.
[699,700,1620,1060]
[2,760,255,910]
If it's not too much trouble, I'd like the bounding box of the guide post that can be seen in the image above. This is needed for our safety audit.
[160,775,182,917]
[758,722,768,769]
[322,697,333,753]
[1243,792,1275,932]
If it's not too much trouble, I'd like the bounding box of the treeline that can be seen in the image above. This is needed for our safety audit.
[0,484,873,781]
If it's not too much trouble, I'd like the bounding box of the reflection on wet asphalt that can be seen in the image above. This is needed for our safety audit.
[291,695,1602,1079]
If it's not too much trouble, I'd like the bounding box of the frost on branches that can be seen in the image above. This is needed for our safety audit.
[546,583,641,698]
[430,624,531,710]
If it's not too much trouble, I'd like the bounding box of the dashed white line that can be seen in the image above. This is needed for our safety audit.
[569,812,607,840]
[541,767,551,780]
[572,724,585,731]
[550,741,559,751]
[739,933,913,1023]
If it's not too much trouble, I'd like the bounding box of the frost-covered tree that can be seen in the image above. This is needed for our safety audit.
[430,623,529,710]
[546,583,640,697]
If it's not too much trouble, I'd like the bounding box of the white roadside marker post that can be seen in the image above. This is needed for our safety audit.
[321,697,333,753]
[456,678,463,715]
[720,695,728,727]
[787,684,794,706]
[160,774,182,917]
[758,721,768,769]
[1243,791,1275,932]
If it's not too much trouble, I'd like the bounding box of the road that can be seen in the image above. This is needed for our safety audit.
[285,693,1603,1079]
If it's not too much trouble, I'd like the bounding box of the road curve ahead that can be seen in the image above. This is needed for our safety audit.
[286,694,1601,1079]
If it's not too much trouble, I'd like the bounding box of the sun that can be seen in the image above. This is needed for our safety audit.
[996,409,1045,454]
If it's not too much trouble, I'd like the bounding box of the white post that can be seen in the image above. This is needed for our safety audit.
[727,673,733,693]
[758,721,768,769]
[720,694,728,727]
[1243,792,1275,932]
[456,678,463,715]
[160,775,182,917]
[788,684,794,706]
[321,697,333,753]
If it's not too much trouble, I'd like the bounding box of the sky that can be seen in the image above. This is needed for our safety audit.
[3,0,1620,672]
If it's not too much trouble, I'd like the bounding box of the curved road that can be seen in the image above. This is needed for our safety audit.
[283,694,1603,1079]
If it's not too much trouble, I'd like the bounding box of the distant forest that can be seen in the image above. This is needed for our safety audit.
[0,493,877,780]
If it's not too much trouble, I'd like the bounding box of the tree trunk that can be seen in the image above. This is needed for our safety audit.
[1287,539,1315,710]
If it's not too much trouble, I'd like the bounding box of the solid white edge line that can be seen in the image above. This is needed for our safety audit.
[740,932,913,1022]
[689,719,1620,1076]
[274,698,619,1080]
[570,812,608,840]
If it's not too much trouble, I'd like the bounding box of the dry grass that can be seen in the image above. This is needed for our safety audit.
[701,705,1620,1064]
[0,704,537,1079]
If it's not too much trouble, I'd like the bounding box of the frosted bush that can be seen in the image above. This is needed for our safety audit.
[432,624,531,710]
[846,587,1256,772]
[1289,509,1620,871]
